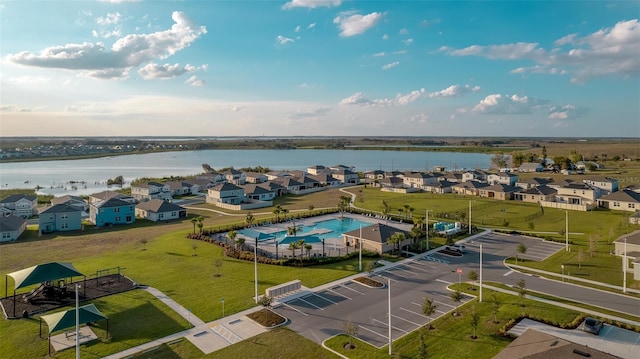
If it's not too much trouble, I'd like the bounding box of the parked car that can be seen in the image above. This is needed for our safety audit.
[581,317,603,335]
[445,243,466,253]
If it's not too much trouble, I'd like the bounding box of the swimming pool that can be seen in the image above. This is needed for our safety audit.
[239,217,372,243]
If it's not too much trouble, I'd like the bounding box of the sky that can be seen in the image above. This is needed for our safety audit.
[1,0,639,137]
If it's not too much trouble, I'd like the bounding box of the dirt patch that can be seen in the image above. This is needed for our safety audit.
[438,249,463,257]
[352,276,384,288]
[1,274,137,319]
[246,309,286,328]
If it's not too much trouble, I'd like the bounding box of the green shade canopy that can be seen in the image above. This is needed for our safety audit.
[40,304,107,334]
[7,262,83,291]
[277,235,322,245]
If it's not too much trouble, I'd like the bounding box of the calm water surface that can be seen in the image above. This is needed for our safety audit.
[0,149,492,196]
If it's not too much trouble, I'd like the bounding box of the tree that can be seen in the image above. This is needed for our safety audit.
[578,248,584,270]
[288,242,297,259]
[467,270,478,289]
[196,216,204,234]
[410,226,423,248]
[245,212,255,227]
[450,290,463,316]
[491,154,509,169]
[589,235,598,257]
[296,239,305,262]
[214,259,223,277]
[387,232,406,255]
[258,295,273,322]
[422,297,437,329]
[228,230,237,246]
[308,204,315,214]
[470,307,480,339]
[343,316,359,349]
[541,146,547,161]
[515,279,527,307]
[192,239,198,256]
[403,204,411,219]
[365,261,376,277]
[512,152,526,167]
[281,208,290,220]
[527,221,535,231]
[273,205,282,222]
[418,333,428,359]
[190,217,198,234]
[516,243,527,264]
[304,243,312,258]
[569,149,582,163]
[287,223,302,236]
[490,293,501,324]
[337,195,351,218]
[235,237,245,251]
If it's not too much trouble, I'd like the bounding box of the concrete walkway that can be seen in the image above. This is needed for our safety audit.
[143,286,205,327]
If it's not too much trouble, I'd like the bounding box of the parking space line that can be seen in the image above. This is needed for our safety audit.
[378,274,400,282]
[415,260,438,269]
[282,302,308,317]
[401,306,427,318]
[392,314,422,327]
[359,325,388,339]
[436,279,452,285]
[434,300,455,309]
[373,318,408,333]
[340,284,366,295]
[326,288,352,300]
[297,297,324,310]
[312,292,338,305]
[393,267,418,276]
[503,270,514,276]
[402,263,430,273]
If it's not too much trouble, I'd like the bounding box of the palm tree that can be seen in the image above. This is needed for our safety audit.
[337,195,351,218]
[245,212,255,227]
[304,243,312,258]
[190,217,198,234]
[288,242,297,259]
[403,204,410,219]
[235,237,245,251]
[387,232,406,255]
[273,205,282,222]
[287,223,302,236]
[281,208,290,221]
[422,297,437,329]
[196,216,204,234]
[408,206,415,219]
[308,204,315,214]
[228,230,237,246]
[296,239,305,262]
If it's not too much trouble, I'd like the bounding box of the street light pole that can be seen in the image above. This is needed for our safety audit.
[254,237,258,303]
[387,276,392,356]
[75,283,80,359]
[469,200,472,235]
[479,244,483,302]
[565,210,569,251]
[623,238,627,293]
[425,210,430,251]
[222,298,225,317]
[359,225,362,272]
[561,264,565,282]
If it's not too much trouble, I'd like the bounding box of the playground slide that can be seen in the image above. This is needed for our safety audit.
[22,282,46,302]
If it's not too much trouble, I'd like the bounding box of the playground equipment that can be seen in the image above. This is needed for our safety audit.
[23,280,71,303]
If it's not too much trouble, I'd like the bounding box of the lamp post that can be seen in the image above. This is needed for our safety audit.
[479,244,483,302]
[387,276,392,356]
[75,283,80,359]
[565,210,569,251]
[425,210,431,251]
[222,298,225,317]
[254,237,258,303]
[561,264,565,282]
[623,238,627,293]
[359,225,362,272]
[469,200,472,235]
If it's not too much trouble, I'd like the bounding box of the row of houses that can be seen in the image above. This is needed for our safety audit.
[367,169,638,212]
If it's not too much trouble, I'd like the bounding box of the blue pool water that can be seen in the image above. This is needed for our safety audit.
[239,217,371,243]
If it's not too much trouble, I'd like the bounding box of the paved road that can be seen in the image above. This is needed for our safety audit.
[272,231,640,348]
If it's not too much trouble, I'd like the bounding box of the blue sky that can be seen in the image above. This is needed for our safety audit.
[1,0,639,137]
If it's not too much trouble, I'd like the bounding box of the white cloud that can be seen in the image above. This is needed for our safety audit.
[402,38,413,46]
[276,35,294,45]
[333,11,384,37]
[339,88,426,106]
[472,94,547,114]
[185,75,205,87]
[442,19,640,82]
[307,23,316,30]
[289,106,332,119]
[392,50,407,55]
[93,12,123,39]
[96,12,121,26]
[295,25,301,33]
[428,84,480,98]
[372,52,385,57]
[548,104,587,120]
[395,88,426,105]
[138,63,191,79]
[399,28,409,35]
[382,61,399,70]
[64,103,108,113]
[382,34,389,40]
[7,76,50,85]
[0,104,39,112]
[7,11,207,80]
[339,92,371,105]
[282,0,341,10]
[409,113,429,123]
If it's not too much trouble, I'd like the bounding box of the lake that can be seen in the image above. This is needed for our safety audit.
[0,149,493,196]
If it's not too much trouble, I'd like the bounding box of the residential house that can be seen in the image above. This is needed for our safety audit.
[583,176,619,194]
[555,182,601,206]
[479,184,520,200]
[0,194,38,219]
[130,181,172,201]
[88,191,136,205]
[403,172,437,189]
[258,181,286,197]
[89,197,135,227]
[443,173,463,183]
[196,172,225,183]
[613,230,640,280]
[433,166,447,172]
[243,184,277,201]
[487,173,518,186]
[309,173,342,187]
[265,171,293,181]
[518,162,544,173]
[272,177,304,193]
[295,176,321,190]
[221,169,246,185]
[575,161,603,171]
[452,181,488,196]
[331,169,360,185]
[206,183,245,205]
[136,199,187,222]
[597,188,640,212]
[514,185,557,203]
[516,177,552,190]
[384,170,403,178]
[0,215,27,242]
[379,177,405,190]
[184,178,215,192]
[342,223,410,254]
[307,165,328,175]
[424,180,455,194]
[330,164,355,172]
[461,170,487,183]
[50,195,87,212]
[165,181,199,196]
[244,172,268,184]
[38,204,83,233]
[364,170,385,180]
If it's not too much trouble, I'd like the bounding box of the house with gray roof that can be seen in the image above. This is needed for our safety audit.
[583,176,619,194]
[307,165,328,175]
[244,172,268,184]
[258,181,286,197]
[331,169,359,185]
[50,195,87,212]
[39,204,83,233]
[515,185,557,203]
[0,194,38,219]
[243,184,276,201]
[309,173,342,187]
[206,183,245,205]
[597,188,640,212]
[424,180,455,194]
[479,184,520,200]
[518,162,544,173]
[136,199,186,222]
[487,172,518,186]
[130,181,172,201]
[452,181,488,196]
[342,223,410,254]
[0,215,27,242]
[516,177,552,190]
[89,197,135,227]
[378,177,405,190]
[272,177,304,193]
[403,172,437,189]
[88,191,136,205]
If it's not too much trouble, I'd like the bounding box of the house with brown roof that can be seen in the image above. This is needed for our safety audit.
[403,172,437,189]
[515,185,557,203]
[518,162,544,173]
[583,176,619,194]
[0,215,27,242]
[479,184,520,200]
[379,177,405,190]
[88,190,136,205]
[516,177,552,190]
[244,172,268,184]
[243,184,277,201]
[258,181,286,197]
[135,199,187,222]
[555,182,602,206]
[452,181,488,196]
[50,195,87,212]
[206,183,245,205]
[309,173,342,187]
[597,188,640,212]
[331,169,360,185]
[341,223,410,254]
[307,165,328,175]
